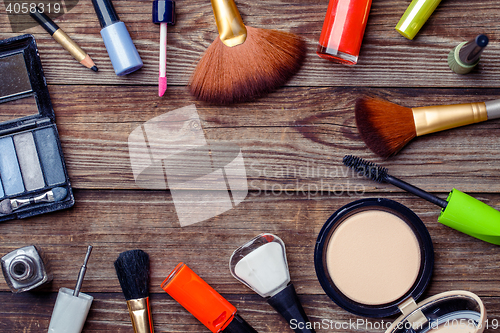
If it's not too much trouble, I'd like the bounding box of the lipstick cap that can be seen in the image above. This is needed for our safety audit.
[48,287,93,333]
[153,0,175,24]
[439,189,500,245]
[395,0,442,40]
[161,263,237,333]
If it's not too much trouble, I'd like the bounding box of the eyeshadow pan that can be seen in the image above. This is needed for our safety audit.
[13,132,45,191]
[326,209,421,305]
[0,136,25,195]
[0,172,4,198]
[34,128,66,185]
[0,53,32,100]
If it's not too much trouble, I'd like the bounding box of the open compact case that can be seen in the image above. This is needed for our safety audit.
[314,198,486,333]
[0,34,74,222]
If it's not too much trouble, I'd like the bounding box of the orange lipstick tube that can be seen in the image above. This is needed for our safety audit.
[161,263,258,333]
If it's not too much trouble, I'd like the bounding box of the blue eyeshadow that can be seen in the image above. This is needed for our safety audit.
[0,136,25,195]
[34,127,65,185]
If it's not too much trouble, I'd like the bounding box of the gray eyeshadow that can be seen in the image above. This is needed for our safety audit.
[0,136,25,195]
[0,53,32,99]
[13,132,45,191]
[34,128,65,185]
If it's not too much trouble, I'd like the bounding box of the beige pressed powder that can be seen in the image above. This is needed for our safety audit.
[326,209,421,305]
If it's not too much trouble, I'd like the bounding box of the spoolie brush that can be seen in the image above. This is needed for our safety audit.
[189,0,306,105]
[114,249,154,333]
[343,155,500,245]
[355,97,500,158]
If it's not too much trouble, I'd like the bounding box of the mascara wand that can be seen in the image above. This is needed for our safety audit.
[343,155,500,245]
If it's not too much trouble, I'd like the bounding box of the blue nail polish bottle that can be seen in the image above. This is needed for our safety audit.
[92,0,143,76]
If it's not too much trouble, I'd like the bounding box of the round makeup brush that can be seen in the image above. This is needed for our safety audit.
[114,249,154,333]
[354,97,500,158]
[189,0,306,105]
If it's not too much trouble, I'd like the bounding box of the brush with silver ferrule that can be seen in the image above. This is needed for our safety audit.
[114,249,154,333]
[0,187,68,215]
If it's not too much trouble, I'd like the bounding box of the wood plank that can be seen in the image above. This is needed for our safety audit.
[0,0,499,87]
[3,85,497,192]
[1,190,499,295]
[1,292,500,332]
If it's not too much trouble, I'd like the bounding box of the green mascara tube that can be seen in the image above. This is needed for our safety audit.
[439,189,500,245]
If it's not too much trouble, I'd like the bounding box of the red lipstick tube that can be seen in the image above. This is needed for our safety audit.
[161,263,257,333]
[317,0,372,65]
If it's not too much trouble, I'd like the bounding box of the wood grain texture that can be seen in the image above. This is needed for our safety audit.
[0,0,499,86]
[1,0,500,332]
[5,84,496,192]
[1,191,500,331]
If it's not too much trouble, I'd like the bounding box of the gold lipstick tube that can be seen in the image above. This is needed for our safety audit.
[126,297,154,333]
[412,102,488,136]
[211,0,247,47]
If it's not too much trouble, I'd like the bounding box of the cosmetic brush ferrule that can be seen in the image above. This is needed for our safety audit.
[211,0,247,47]
[126,297,154,333]
[412,102,488,136]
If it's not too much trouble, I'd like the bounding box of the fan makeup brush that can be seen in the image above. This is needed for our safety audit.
[343,155,500,245]
[355,97,500,158]
[189,0,306,105]
[114,250,154,333]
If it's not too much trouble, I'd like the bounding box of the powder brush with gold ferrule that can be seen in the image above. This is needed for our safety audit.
[189,0,305,105]
[355,97,500,158]
[114,250,154,333]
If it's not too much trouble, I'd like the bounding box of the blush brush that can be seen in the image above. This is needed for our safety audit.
[189,0,306,105]
[114,249,154,333]
[343,155,500,245]
[355,97,500,158]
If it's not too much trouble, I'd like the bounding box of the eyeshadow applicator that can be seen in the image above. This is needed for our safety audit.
[0,187,67,215]
[343,155,500,245]
[230,234,316,333]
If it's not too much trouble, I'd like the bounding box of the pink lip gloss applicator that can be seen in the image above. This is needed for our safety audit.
[153,0,175,96]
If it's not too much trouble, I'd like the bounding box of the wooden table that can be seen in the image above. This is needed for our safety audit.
[1,0,500,332]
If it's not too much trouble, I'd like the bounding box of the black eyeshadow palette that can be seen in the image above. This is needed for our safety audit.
[0,34,74,221]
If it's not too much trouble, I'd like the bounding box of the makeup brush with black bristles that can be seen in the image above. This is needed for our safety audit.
[189,0,305,105]
[355,97,500,158]
[342,155,500,245]
[114,249,154,333]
